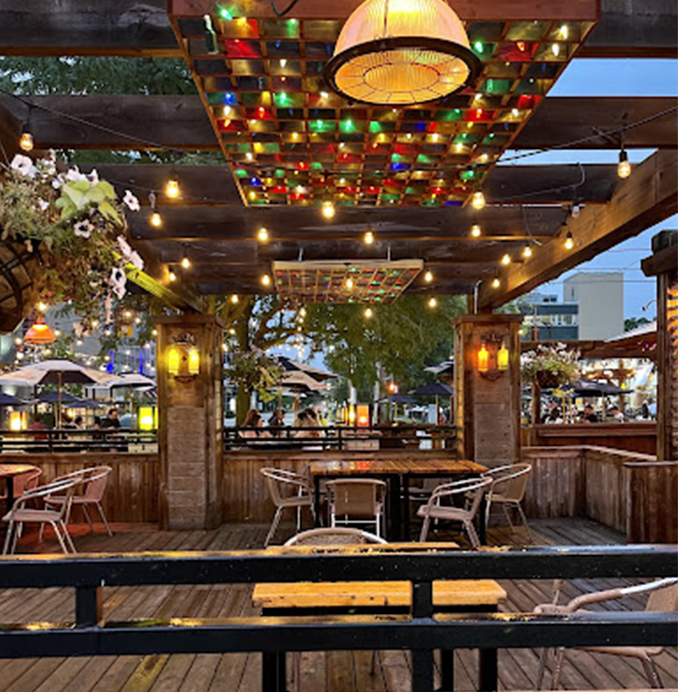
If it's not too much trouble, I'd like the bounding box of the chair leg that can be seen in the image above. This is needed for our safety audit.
[82,505,94,530]
[641,656,663,688]
[551,648,565,690]
[515,502,533,543]
[61,521,76,553]
[96,502,114,536]
[10,522,23,554]
[419,514,431,542]
[535,648,550,690]
[51,521,69,554]
[264,507,283,547]
[2,519,14,555]
[465,520,481,549]
[502,503,516,532]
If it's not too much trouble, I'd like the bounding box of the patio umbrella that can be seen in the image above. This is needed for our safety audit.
[568,378,634,396]
[0,359,115,426]
[0,391,27,406]
[277,356,337,381]
[93,373,157,422]
[410,382,455,423]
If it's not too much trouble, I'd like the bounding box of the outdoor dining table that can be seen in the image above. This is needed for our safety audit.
[307,458,488,541]
[253,542,506,692]
[0,463,40,510]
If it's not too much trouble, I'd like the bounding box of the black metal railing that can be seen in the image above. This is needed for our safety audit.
[0,429,157,454]
[224,424,457,452]
[0,545,675,692]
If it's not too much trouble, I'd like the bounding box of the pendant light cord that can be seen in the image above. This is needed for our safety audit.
[269,0,302,16]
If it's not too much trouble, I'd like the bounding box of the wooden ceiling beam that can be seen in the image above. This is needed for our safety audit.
[2,95,674,152]
[0,1,181,57]
[513,97,678,150]
[478,149,678,310]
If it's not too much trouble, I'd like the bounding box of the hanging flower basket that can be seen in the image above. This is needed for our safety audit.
[535,370,564,389]
[521,343,580,388]
[0,152,142,332]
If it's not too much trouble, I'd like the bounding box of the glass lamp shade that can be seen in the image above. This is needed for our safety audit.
[24,316,56,345]
[324,0,480,105]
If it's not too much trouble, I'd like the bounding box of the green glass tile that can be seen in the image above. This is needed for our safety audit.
[435,109,463,122]
[235,168,249,178]
[482,79,512,95]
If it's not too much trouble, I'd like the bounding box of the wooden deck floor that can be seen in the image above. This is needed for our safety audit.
[0,518,676,692]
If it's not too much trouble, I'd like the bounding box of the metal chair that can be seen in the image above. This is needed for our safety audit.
[417,476,492,547]
[284,527,387,546]
[326,479,387,538]
[534,577,678,689]
[261,468,313,546]
[43,466,113,537]
[2,478,80,554]
[481,463,532,539]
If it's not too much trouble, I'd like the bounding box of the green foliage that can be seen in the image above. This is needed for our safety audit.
[225,349,282,403]
[520,343,580,386]
[624,316,652,331]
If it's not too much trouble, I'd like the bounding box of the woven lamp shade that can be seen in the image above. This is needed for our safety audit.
[324,0,480,105]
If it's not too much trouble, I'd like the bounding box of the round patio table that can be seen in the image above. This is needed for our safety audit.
[0,463,40,510]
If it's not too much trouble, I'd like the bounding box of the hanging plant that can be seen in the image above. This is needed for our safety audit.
[520,343,580,388]
[0,152,143,331]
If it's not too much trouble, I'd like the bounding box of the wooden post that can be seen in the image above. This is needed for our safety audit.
[454,314,523,467]
[156,314,223,530]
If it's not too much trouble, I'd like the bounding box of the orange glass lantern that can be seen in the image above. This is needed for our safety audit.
[356,404,370,427]
[497,341,509,371]
[24,315,56,345]
[477,341,489,374]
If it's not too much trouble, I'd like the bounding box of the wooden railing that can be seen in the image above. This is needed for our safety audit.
[0,546,675,692]
[0,429,157,454]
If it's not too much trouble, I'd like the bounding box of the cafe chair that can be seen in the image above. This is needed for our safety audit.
[2,477,80,554]
[534,577,678,689]
[0,467,42,504]
[261,467,314,546]
[285,527,387,546]
[481,463,532,539]
[417,476,492,547]
[42,466,113,537]
[326,479,387,538]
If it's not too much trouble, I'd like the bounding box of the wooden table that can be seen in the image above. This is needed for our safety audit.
[308,459,488,541]
[0,463,39,510]
[253,548,505,692]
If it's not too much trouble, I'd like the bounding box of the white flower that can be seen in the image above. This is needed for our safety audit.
[65,167,87,183]
[123,190,140,212]
[128,251,144,271]
[10,154,36,178]
[51,177,63,189]
[37,198,49,211]
[87,169,99,185]
[109,266,127,299]
[73,219,94,238]
[117,235,133,258]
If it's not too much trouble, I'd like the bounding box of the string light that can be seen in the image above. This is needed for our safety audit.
[491,276,500,289]
[168,270,177,282]
[261,273,272,287]
[522,244,533,259]
[150,211,162,227]
[559,24,569,39]
[257,226,269,242]
[551,43,561,57]
[322,201,336,219]
[364,307,374,319]
[344,276,354,290]
[564,230,575,250]
[180,246,191,269]
[424,270,433,283]
[471,191,486,210]
[501,253,511,266]
[618,147,632,179]
[230,294,239,304]
[470,224,481,238]
[19,129,34,152]
[37,301,48,312]
[165,176,180,199]
[427,297,438,308]
[363,230,374,245]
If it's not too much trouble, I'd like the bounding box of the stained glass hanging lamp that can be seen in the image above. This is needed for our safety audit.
[324,0,480,106]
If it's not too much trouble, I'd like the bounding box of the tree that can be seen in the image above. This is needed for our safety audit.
[624,316,652,332]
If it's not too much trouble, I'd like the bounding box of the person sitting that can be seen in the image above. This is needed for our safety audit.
[240,409,269,439]
[544,407,563,424]
[294,408,324,439]
[27,413,48,441]
[608,405,624,422]
[100,408,121,430]
[267,408,286,437]
[580,404,599,424]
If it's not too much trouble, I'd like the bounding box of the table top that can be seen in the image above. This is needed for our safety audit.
[253,579,506,609]
[308,458,487,477]
[0,463,39,478]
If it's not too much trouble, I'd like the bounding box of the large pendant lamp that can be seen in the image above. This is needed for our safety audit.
[324,0,480,106]
[24,315,56,345]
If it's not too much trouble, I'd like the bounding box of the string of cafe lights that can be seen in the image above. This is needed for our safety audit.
[5,88,674,301]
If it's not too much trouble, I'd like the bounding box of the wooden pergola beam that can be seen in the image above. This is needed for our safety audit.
[0,0,181,57]
[1,95,674,152]
[513,97,678,150]
[477,149,678,310]
[86,162,619,207]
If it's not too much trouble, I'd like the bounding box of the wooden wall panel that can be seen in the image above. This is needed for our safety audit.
[526,423,657,456]
[583,448,628,533]
[626,461,678,543]
[1,453,158,523]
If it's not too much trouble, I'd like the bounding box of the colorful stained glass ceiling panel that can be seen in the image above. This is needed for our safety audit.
[272,259,424,304]
[176,11,595,207]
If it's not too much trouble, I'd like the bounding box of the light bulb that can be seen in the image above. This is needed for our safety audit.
[165,178,180,199]
[522,244,533,259]
[19,131,34,152]
[345,276,354,290]
[261,273,272,287]
[470,224,482,238]
[181,255,191,269]
[552,43,561,56]
[424,270,433,283]
[363,230,374,245]
[618,149,631,179]
[559,24,569,39]
[257,226,269,242]
[169,270,177,282]
[471,191,486,210]
[150,211,162,227]
[572,202,581,218]
[492,277,500,289]
[364,307,373,319]
[501,253,511,266]
[427,297,438,309]
[230,294,239,304]
[322,201,335,219]
[299,307,307,317]
[564,231,574,251]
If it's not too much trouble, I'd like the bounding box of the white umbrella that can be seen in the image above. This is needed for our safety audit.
[0,360,116,426]
[94,373,156,390]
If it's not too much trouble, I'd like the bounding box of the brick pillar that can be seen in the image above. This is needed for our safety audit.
[156,315,223,530]
[454,314,523,467]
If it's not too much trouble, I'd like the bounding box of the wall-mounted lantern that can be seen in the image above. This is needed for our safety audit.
[167,333,200,383]
[356,404,370,427]
[476,334,510,380]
